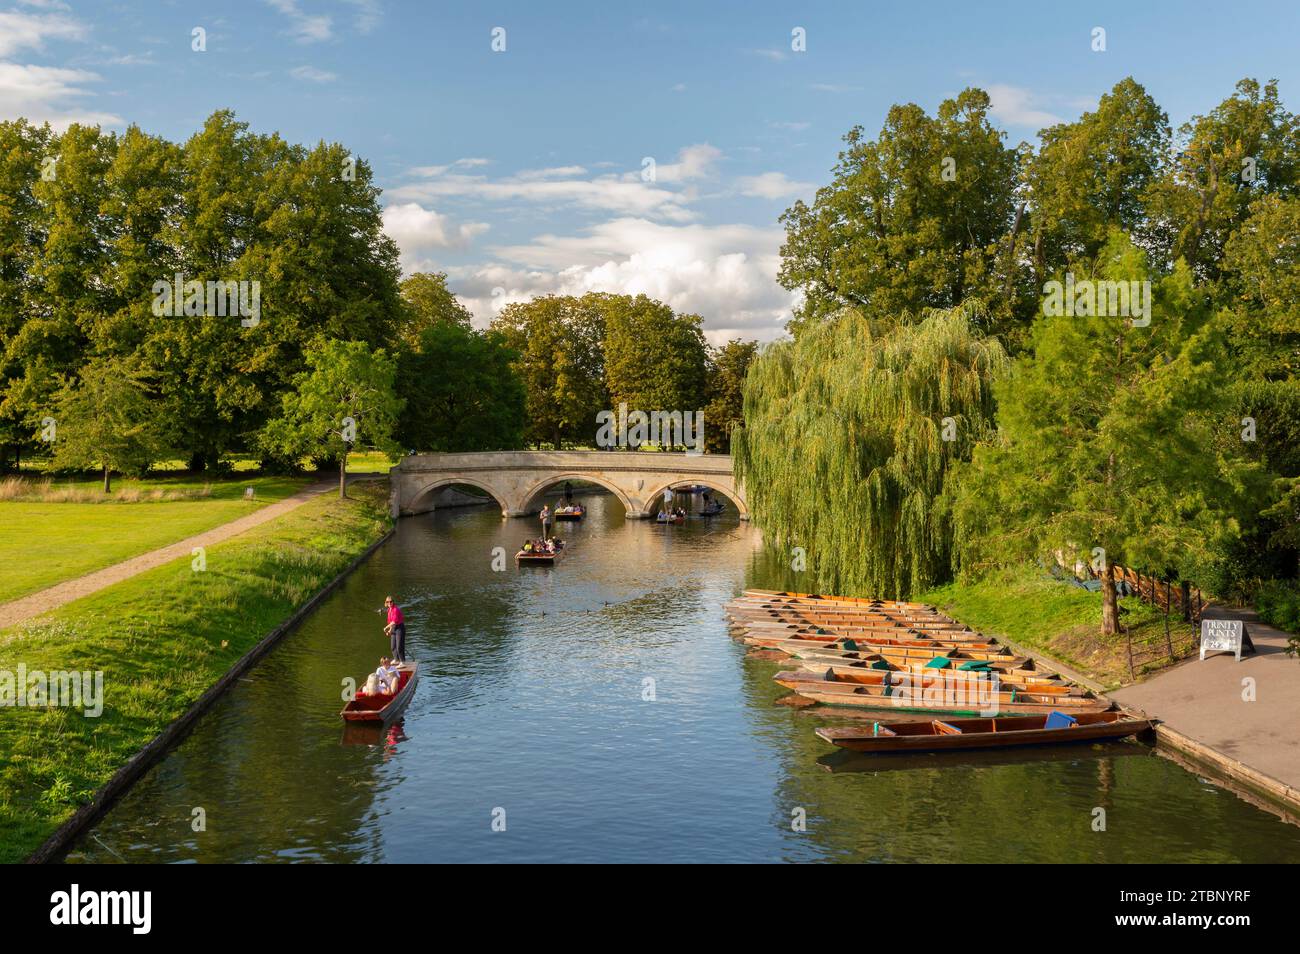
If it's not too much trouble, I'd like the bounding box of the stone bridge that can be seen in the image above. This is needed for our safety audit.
[389,450,747,520]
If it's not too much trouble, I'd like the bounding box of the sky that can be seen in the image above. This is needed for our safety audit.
[4,0,1300,342]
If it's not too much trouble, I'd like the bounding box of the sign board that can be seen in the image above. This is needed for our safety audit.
[1199,618,1255,662]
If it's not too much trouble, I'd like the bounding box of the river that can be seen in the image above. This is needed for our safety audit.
[64,492,1300,862]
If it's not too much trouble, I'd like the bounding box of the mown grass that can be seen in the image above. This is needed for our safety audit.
[0,476,311,604]
[918,564,1200,689]
[0,482,391,863]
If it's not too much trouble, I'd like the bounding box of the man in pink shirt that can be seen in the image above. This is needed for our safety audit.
[383,595,406,662]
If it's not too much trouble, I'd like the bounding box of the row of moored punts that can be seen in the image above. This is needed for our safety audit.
[728,589,1152,755]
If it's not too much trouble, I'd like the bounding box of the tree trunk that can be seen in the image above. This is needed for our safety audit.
[338,453,347,499]
[1180,580,1192,622]
[1101,566,1120,635]
[103,464,112,494]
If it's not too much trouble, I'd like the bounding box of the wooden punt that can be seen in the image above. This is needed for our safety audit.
[554,505,585,521]
[741,630,1003,653]
[728,605,974,629]
[656,513,686,524]
[742,590,937,611]
[780,644,1045,678]
[733,620,991,645]
[728,611,973,633]
[774,670,1111,715]
[814,711,1150,753]
[340,662,419,723]
[728,610,976,636]
[752,634,1015,661]
[516,548,559,565]
[797,660,1076,694]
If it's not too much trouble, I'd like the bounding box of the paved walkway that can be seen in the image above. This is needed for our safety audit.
[1113,606,1300,800]
[0,480,336,632]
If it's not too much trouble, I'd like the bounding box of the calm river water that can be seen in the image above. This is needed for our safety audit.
[65,493,1300,863]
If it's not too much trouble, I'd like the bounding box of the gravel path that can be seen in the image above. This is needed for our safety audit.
[0,480,337,632]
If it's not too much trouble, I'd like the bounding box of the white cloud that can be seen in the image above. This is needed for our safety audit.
[382,203,490,264]
[289,64,336,82]
[986,84,1063,128]
[736,171,814,200]
[751,48,788,62]
[0,8,84,56]
[391,168,697,222]
[647,143,720,183]
[809,82,860,93]
[265,0,333,43]
[0,61,121,128]
[515,165,588,180]
[431,218,795,342]
[342,0,381,33]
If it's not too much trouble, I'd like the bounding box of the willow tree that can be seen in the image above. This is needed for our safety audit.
[733,305,1007,599]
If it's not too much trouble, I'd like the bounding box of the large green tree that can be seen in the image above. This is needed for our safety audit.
[779,88,1020,338]
[491,294,608,448]
[48,356,166,492]
[953,236,1267,633]
[703,338,758,454]
[397,322,525,452]
[601,294,709,445]
[0,118,50,470]
[398,271,474,343]
[259,339,403,497]
[734,305,1007,599]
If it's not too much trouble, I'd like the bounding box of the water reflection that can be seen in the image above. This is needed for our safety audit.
[62,492,1300,863]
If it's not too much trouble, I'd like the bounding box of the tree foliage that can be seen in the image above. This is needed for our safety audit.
[952,236,1268,632]
[49,356,166,492]
[734,305,1007,599]
[397,323,526,452]
[259,339,403,497]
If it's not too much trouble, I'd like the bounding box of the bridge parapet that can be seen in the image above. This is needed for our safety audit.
[389,450,746,520]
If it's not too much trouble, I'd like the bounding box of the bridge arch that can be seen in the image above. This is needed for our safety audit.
[641,477,749,519]
[406,477,511,517]
[389,450,744,520]
[518,472,636,516]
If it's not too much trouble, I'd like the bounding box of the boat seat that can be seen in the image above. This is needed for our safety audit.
[1045,711,1078,729]
[932,720,963,735]
[924,656,951,669]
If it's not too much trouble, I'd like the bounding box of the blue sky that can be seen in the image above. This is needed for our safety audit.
[4,0,1299,340]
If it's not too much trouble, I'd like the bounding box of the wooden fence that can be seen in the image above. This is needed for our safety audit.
[1064,563,1207,678]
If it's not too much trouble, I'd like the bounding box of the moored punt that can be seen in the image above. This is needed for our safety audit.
[769,670,1107,712]
[727,606,977,635]
[797,660,1077,694]
[773,670,1111,715]
[752,634,1015,662]
[782,645,1046,679]
[340,662,419,723]
[728,612,976,636]
[733,620,993,646]
[742,589,939,611]
[741,629,1003,653]
[814,711,1150,753]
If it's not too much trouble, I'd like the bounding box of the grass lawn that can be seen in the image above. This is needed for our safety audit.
[917,564,1200,689]
[0,481,391,864]
[0,475,310,604]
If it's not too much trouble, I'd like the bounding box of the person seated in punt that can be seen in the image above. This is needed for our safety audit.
[522,540,534,553]
[361,657,398,696]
